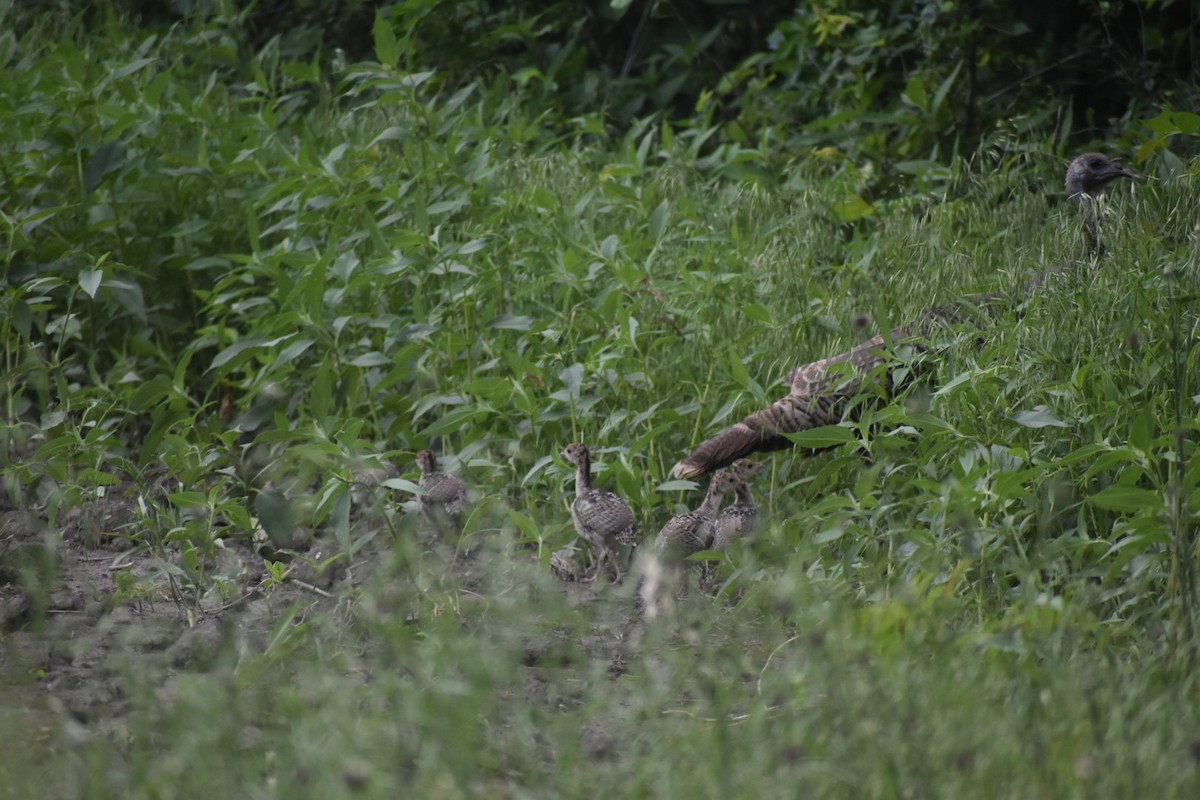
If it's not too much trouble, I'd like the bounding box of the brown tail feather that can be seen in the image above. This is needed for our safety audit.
[673,305,972,480]
[673,393,845,479]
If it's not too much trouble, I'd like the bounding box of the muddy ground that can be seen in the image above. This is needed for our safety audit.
[0,471,646,782]
[0,481,336,747]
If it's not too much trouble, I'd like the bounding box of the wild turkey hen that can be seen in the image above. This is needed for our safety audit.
[1066,152,1138,254]
[673,153,1135,479]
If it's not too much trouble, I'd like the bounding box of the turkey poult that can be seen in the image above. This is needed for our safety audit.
[415,449,471,537]
[561,442,638,583]
[636,470,742,613]
[549,548,584,582]
[711,459,765,553]
[673,153,1136,480]
[650,469,740,561]
[700,460,765,592]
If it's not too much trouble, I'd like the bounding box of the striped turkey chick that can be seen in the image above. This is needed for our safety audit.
[702,460,765,593]
[637,470,740,614]
[711,459,765,552]
[415,449,471,538]
[549,548,584,582]
[561,442,638,583]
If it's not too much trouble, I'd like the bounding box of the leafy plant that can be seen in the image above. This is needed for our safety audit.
[2,6,1200,798]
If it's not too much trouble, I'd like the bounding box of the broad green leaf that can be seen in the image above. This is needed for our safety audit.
[931,61,962,113]
[656,479,700,492]
[1129,405,1153,453]
[530,186,557,212]
[321,143,348,175]
[78,268,102,299]
[896,411,955,434]
[933,370,975,397]
[487,314,534,331]
[107,278,146,321]
[1136,136,1167,165]
[1088,486,1163,513]
[506,507,542,541]
[1103,528,1172,559]
[221,504,253,532]
[742,303,773,324]
[382,477,421,494]
[412,392,464,420]
[368,127,406,147]
[464,377,512,401]
[373,12,398,68]
[1011,408,1069,429]
[600,235,620,260]
[1142,109,1200,136]
[401,70,434,89]
[209,337,266,371]
[784,425,857,448]
[726,345,753,391]
[428,199,467,216]
[255,490,296,547]
[1050,443,1109,470]
[12,299,31,340]
[349,351,391,368]
[1083,448,1147,480]
[521,455,556,486]
[168,491,208,510]
[441,83,477,117]
[904,76,929,111]
[79,468,121,486]
[814,526,847,544]
[705,395,743,427]
[832,193,874,222]
[559,363,584,402]
[311,361,333,421]
[110,57,156,81]
[277,338,315,366]
[83,141,126,193]
[649,200,669,241]
[420,405,483,438]
[128,374,176,411]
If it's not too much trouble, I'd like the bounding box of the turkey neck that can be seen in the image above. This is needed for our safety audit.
[573,450,595,497]
[697,479,728,518]
[731,483,755,508]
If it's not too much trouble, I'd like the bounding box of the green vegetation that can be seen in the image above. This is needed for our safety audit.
[2,3,1199,797]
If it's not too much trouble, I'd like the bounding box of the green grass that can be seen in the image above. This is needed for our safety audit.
[2,7,1200,799]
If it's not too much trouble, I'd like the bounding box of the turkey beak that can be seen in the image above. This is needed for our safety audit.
[1102,162,1137,183]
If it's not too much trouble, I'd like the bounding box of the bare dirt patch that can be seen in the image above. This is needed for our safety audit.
[0,485,335,742]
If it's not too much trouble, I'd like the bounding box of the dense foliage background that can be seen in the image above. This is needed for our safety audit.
[2,1,1199,796]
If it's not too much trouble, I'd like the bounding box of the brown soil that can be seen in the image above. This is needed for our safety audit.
[0,471,646,750]
[0,475,343,766]
[0,461,702,800]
